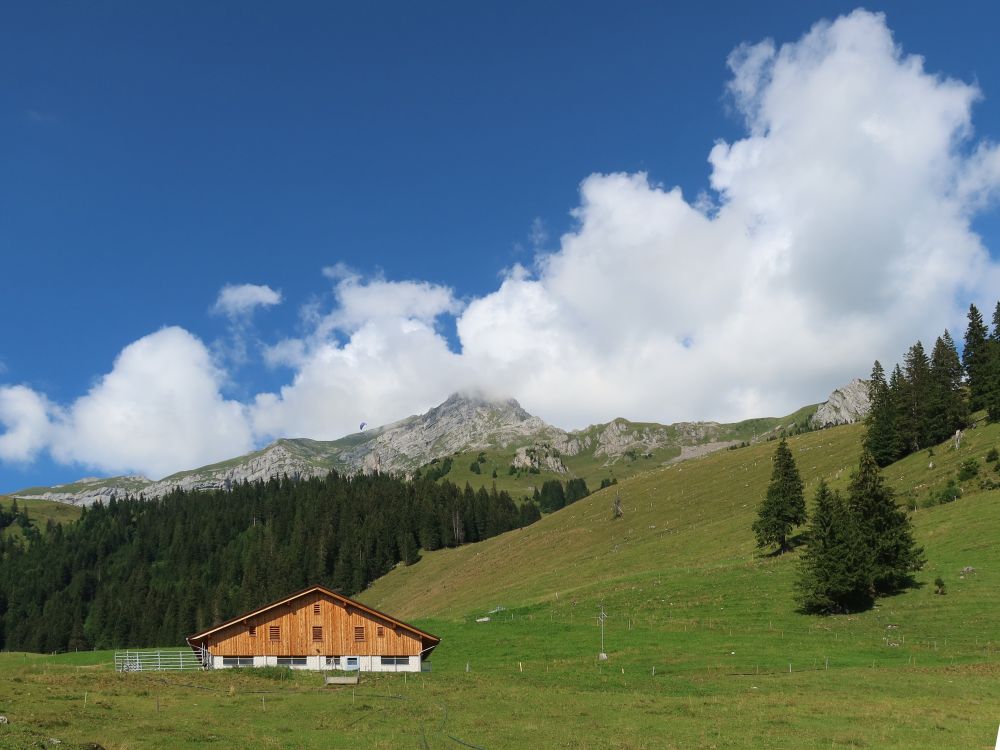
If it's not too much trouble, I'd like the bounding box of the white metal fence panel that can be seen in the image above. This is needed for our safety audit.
[114,648,207,672]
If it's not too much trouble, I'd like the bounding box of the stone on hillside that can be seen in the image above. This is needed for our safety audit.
[512,443,568,474]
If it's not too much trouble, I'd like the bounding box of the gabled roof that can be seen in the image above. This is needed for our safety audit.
[186,584,440,648]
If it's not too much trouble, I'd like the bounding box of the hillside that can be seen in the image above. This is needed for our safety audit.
[3,422,999,748]
[10,392,824,506]
[363,417,1000,640]
[0,495,82,542]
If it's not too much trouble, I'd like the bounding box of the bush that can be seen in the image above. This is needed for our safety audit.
[934,577,946,595]
[958,459,980,482]
[986,447,999,463]
[926,480,961,507]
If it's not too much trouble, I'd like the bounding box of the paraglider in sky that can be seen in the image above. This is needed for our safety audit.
[359,422,367,432]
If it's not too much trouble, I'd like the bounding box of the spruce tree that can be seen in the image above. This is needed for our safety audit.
[987,302,1000,423]
[847,450,924,595]
[927,331,968,444]
[863,361,897,467]
[964,303,990,411]
[796,481,872,613]
[886,364,909,462]
[903,341,932,452]
[752,438,806,553]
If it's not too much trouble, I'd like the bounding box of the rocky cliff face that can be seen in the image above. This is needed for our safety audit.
[810,378,871,428]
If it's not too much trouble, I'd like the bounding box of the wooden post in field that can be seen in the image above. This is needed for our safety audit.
[261,696,266,712]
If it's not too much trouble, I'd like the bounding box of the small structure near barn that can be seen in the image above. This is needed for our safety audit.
[186,584,439,672]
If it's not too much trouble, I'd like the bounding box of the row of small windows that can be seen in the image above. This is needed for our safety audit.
[223,656,408,668]
[243,622,388,641]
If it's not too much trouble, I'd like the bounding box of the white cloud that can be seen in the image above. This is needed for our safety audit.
[3,9,1000,478]
[257,9,1000,436]
[212,283,282,318]
[0,386,54,463]
[252,273,467,439]
[0,328,255,478]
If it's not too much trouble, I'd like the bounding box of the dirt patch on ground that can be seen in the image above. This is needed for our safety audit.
[666,441,739,464]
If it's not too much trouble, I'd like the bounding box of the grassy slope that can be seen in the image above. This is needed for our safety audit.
[0,495,82,541]
[4,421,1000,748]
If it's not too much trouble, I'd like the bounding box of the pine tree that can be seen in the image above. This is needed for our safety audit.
[886,364,909,461]
[847,450,923,595]
[795,481,872,613]
[927,331,968,444]
[964,303,990,411]
[987,302,1000,423]
[752,438,806,553]
[864,361,897,467]
[902,341,932,452]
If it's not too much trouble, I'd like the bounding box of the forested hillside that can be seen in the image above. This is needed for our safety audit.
[0,472,539,652]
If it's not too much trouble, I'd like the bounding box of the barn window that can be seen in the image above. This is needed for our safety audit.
[377,625,385,638]
[276,657,307,667]
[312,625,323,641]
[313,603,321,615]
[380,656,409,666]
[223,657,254,667]
[269,625,280,641]
[248,626,257,637]
[354,626,365,642]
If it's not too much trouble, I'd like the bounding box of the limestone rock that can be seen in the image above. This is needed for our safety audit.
[512,443,568,474]
[810,378,871,428]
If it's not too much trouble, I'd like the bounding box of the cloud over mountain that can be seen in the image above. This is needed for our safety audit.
[2,10,999,478]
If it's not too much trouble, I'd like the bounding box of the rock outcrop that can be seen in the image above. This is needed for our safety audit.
[512,443,568,474]
[810,378,871,428]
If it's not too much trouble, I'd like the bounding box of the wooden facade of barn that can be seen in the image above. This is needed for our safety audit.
[186,585,439,672]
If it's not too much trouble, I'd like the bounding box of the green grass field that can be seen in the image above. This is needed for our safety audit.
[2,421,1000,748]
[0,495,83,542]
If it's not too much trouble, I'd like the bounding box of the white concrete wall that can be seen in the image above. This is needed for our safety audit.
[212,653,421,672]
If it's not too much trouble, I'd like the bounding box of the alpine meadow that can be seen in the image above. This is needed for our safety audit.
[4,5,1000,750]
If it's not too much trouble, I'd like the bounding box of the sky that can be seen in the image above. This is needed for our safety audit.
[3,1,1000,490]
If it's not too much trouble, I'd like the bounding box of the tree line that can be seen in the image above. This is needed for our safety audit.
[0,471,541,653]
[865,301,1000,466]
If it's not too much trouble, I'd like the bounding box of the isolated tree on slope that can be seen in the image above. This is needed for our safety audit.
[752,438,806,553]
[848,450,923,595]
[796,481,872,614]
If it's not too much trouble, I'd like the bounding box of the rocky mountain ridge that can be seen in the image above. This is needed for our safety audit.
[12,382,863,506]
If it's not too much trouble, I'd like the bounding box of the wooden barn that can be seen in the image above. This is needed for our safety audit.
[186,584,440,672]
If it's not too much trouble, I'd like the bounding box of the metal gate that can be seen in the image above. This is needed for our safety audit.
[114,647,209,672]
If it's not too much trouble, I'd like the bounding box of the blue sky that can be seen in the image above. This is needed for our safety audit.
[3,2,1000,490]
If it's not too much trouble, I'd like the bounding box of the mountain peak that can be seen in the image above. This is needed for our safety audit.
[435,392,531,421]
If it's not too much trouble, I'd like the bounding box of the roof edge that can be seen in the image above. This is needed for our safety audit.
[186,584,440,645]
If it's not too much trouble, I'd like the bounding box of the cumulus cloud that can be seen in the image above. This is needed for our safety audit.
[0,386,54,463]
[255,273,467,437]
[212,283,282,318]
[0,328,254,478]
[211,283,283,366]
[250,9,1000,438]
[3,9,1000,478]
